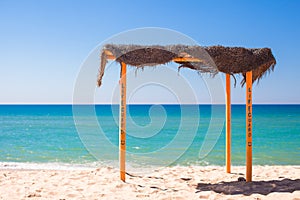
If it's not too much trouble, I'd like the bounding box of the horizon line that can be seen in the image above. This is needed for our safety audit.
[0,103,299,105]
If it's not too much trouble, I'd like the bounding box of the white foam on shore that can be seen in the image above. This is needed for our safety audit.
[0,160,211,174]
[0,162,98,170]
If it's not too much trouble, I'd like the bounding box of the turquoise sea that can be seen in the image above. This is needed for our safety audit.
[0,105,299,169]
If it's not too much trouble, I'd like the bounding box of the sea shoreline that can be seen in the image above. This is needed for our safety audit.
[1,161,299,170]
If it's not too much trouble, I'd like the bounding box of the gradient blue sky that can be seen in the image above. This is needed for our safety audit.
[0,0,299,104]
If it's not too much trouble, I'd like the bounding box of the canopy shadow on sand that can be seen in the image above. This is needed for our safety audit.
[196,178,300,195]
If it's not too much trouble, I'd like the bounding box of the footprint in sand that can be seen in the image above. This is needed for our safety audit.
[48,191,57,196]
[136,194,150,198]
[88,182,96,185]
[67,193,77,198]
[27,193,42,198]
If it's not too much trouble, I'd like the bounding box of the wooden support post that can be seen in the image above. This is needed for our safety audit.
[246,71,252,182]
[226,74,231,173]
[119,62,127,182]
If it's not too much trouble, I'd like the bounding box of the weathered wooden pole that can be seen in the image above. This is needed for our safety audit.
[246,71,252,182]
[226,74,231,173]
[119,62,127,181]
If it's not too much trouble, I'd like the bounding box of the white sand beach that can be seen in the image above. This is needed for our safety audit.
[0,165,299,200]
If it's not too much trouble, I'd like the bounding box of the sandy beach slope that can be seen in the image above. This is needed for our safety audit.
[0,165,299,200]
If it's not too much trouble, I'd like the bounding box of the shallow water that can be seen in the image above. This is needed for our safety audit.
[0,105,299,169]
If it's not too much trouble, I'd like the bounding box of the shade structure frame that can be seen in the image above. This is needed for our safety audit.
[246,71,253,182]
[102,49,258,182]
[119,62,127,182]
[226,74,231,173]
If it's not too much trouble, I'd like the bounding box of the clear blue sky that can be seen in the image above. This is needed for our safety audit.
[0,0,299,104]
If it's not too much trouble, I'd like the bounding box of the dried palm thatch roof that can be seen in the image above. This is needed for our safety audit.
[97,44,276,86]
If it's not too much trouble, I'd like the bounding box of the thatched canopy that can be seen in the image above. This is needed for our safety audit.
[97,44,276,86]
